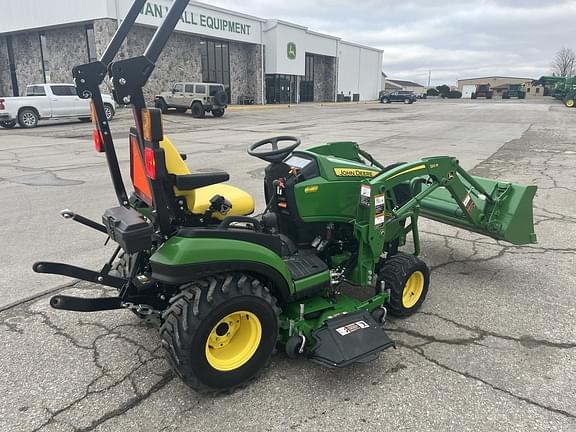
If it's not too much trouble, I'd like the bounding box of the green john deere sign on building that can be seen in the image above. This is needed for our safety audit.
[287,42,296,60]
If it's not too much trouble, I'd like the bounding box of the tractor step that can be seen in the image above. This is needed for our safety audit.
[285,252,328,280]
[309,310,395,368]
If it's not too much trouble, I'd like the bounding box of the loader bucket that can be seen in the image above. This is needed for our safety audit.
[419,175,537,245]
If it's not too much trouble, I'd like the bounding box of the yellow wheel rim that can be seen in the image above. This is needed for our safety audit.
[566,99,575,108]
[402,271,425,309]
[205,311,262,371]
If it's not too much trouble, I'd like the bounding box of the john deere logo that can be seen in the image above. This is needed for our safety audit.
[287,42,296,60]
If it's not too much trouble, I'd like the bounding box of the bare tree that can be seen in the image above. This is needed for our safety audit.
[552,47,576,77]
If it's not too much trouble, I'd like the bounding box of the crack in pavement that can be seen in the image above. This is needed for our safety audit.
[403,343,576,420]
[76,374,174,432]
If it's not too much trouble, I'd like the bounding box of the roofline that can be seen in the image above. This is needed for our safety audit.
[386,79,425,87]
[190,0,266,23]
[263,19,308,31]
[339,39,383,53]
[306,29,340,41]
[458,76,534,82]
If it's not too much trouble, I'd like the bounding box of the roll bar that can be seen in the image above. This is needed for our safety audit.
[72,0,191,207]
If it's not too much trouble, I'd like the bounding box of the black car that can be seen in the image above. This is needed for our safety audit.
[379,90,417,104]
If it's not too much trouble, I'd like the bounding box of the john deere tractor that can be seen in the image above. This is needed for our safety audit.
[34,0,537,394]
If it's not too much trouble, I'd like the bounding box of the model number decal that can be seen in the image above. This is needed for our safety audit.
[335,320,370,336]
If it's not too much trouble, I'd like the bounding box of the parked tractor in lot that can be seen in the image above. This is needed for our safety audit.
[34,0,538,394]
[563,91,575,108]
[502,84,526,99]
[471,84,493,99]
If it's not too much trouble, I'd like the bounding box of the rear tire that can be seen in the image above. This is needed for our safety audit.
[191,102,205,118]
[565,98,575,108]
[155,98,168,114]
[18,108,38,128]
[377,253,429,317]
[160,273,280,394]
[212,108,225,117]
[104,103,115,121]
[0,120,17,128]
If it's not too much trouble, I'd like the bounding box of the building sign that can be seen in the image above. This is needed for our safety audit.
[287,42,296,60]
[131,0,262,44]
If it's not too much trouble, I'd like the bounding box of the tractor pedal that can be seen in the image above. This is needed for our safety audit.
[309,310,395,368]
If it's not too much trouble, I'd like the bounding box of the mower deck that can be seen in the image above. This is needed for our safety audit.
[310,310,395,368]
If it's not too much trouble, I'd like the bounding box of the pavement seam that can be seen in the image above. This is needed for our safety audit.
[404,343,576,420]
[76,373,174,432]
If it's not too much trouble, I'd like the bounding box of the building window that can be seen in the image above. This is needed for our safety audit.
[304,54,314,81]
[535,87,540,94]
[6,35,19,96]
[527,88,530,93]
[85,24,97,62]
[265,74,297,104]
[200,39,230,101]
[39,32,50,83]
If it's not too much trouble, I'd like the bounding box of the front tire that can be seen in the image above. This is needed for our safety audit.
[155,98,168,114]
[565,98,575,108]
[378,253,429,317]
[18,109,38,128]
[0,120,17,128]
[104,103,115,121]
[160,273,280,394]
[191,102,205,118]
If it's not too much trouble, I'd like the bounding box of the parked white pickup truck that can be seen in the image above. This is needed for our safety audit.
[0,83,116,128]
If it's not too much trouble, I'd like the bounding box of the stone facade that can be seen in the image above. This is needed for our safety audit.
[43,25,90,84]
[0,37,12,96]
[312,55,336,102]
[0,19,263,103]
[114,24,203,101]
[229,42,262,104]
[7,32,44,95]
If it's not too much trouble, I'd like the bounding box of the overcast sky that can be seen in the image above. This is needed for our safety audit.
[209,0,576,86]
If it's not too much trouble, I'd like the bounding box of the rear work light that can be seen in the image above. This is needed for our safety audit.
[144,147,156,179]
[0,99,5,110]
[93,129,104,153]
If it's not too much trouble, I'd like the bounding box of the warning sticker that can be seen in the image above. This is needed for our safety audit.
[374,194,385,213]
[335,320,370,336]
[374,213,385,226]
[360,184,371,207]
[463,193,475,214]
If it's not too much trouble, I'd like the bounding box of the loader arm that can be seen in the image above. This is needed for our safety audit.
[352,156,537,286]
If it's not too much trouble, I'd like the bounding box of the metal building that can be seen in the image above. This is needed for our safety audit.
[0,0,384,104]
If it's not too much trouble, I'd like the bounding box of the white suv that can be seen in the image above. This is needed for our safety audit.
[154,82,227,118]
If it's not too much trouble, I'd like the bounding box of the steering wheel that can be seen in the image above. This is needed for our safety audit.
[247,136,301,163]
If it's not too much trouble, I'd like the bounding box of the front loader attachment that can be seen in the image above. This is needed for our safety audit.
[354,156,537,277]
[419,174,537,245]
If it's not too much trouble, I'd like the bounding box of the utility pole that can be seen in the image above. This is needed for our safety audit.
[428,70,431,87]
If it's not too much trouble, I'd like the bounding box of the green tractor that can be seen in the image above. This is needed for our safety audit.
[502,84,526,99]
[34,0,538,394]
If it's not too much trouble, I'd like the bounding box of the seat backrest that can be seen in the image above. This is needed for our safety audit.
[129,130,195,208]
[158,136,197,209]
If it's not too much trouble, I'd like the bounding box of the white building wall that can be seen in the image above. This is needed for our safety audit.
[1,0,109,34]
[262,22,306,75]
[337,42,382,100]
[305,32,338,57]
[1,0,264,45]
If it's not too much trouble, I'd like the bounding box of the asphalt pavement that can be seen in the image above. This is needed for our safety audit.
[0,99,574,431]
